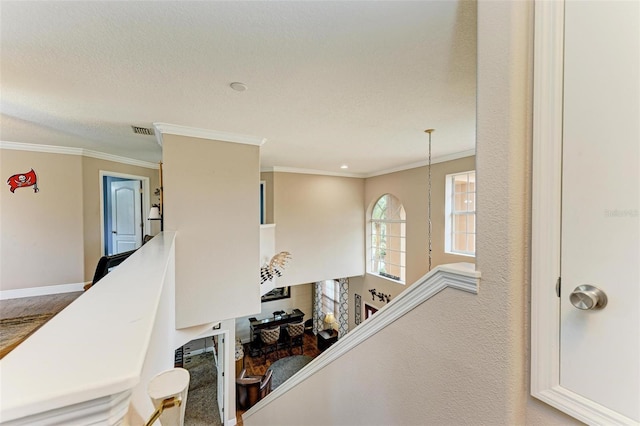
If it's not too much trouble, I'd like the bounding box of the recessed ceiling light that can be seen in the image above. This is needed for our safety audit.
[340,164,349,169]
[230,82,248,92]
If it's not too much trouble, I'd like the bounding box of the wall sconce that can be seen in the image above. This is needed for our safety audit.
[324,312,337,330]
[148,205,163,231]
[368,288,391,303]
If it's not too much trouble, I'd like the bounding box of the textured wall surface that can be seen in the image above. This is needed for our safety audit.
[0,149,84,290]
[243,2,580,424]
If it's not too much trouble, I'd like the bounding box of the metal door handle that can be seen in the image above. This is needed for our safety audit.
[570,285,607,310]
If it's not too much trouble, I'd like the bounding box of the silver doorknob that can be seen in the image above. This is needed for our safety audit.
[570,285,607,310]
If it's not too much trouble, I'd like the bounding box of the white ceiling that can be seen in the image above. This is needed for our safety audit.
[0,1,476,176]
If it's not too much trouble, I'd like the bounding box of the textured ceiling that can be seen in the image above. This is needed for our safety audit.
[0,1,476,176]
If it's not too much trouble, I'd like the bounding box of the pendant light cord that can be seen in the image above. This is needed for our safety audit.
[425,129,434,271]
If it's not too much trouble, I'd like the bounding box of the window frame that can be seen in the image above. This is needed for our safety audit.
[444,170,476,257]
[368,193,406,284]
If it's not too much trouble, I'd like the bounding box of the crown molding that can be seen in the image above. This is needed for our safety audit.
[0,141,159,169]
[260,149,476,179]
[363,149,476,178]
[153,123,267,147]
[261,166,363,178]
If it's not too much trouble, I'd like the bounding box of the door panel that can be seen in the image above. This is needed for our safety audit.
[110,180,142,254]
[560,1,639,421]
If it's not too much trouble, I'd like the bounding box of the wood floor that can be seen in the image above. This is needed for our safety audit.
[0,292,82,359]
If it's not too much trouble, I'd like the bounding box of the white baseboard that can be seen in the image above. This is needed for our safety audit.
[0,282,87,300]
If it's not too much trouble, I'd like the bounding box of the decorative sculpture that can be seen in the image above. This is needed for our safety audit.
[368,288,391,303]
[260,251,292,285]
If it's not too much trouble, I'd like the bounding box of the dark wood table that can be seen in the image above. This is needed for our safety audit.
[317,329,338,351]
[248,309,305,356]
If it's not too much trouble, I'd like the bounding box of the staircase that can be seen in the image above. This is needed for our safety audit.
[242,262,480,425]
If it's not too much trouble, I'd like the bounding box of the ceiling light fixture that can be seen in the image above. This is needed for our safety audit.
[230,82,248,92]
[340,164,349,169]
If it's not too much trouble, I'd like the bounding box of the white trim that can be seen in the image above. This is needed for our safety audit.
[444,170,476,256]
[531,3,638,425]
[98,171,151,256]
[364,149,476,178]
[0,141,159,169]
[260,166,363,178]
[82,150,158,169]
[260,150,475,179]
[243,262,480,422]
[152,123,266,146]
[0,282,86,300]
[0,141,83,156]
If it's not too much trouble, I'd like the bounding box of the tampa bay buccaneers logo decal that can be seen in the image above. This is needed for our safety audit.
[7,169,39,193]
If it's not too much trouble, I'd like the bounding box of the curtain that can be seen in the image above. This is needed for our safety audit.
[337,277,349,338]
[313,281,324,335]
[313,278,349,337]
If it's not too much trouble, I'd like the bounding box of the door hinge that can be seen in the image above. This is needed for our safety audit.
[222,372,225,377]
[556,277,561,297]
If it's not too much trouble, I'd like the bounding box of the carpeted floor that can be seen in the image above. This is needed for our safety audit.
[268,355,314,389]
[184,352,222,426]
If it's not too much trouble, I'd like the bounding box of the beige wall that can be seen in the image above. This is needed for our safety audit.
[163,134,261,329]
[0,149,161,291]
[476,1,577,423]
[271,172,365,287]
[81,157,160,282]
[235,283,312,343]
[244,2,579,425]
[348,156,475,329]
[0,150,84,290]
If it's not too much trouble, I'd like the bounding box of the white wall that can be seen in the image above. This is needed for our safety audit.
[163,134,261,329]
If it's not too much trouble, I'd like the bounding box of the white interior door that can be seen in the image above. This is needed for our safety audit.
[560,1,639,422]
[110,180,142,254]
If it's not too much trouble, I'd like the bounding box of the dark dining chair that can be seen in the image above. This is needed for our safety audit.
[260,326,280,362]
[286,321,305,355]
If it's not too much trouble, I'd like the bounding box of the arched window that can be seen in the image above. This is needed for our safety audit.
[369,194,406,283]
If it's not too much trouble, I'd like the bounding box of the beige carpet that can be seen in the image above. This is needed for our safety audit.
[0,313,54,359]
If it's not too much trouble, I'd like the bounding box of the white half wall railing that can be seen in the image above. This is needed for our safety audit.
[242,262,481,424]
[0,232,216,425]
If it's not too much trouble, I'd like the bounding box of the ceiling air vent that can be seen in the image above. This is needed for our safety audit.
[131,126,155,136]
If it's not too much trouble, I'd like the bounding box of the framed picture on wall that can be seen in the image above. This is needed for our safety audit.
[261,286,291,303]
